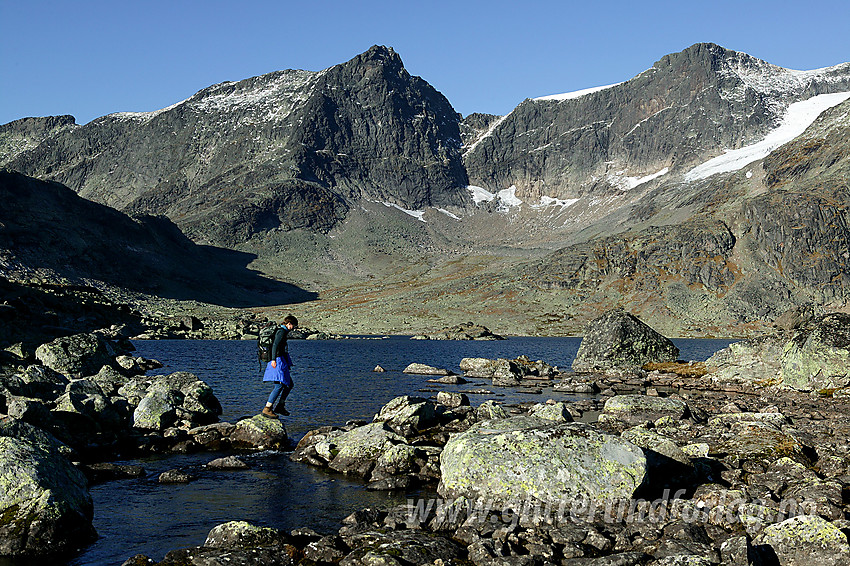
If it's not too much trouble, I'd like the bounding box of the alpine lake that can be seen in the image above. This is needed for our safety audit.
[65,336,733,565]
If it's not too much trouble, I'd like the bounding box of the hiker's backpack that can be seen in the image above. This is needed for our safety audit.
[257,323,279,363]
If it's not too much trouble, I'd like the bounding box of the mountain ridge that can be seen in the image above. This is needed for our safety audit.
[2,43,849,336]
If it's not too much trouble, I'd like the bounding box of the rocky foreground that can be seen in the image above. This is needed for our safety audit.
[2,308,850,565]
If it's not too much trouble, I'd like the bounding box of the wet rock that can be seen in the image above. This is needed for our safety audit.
[203,520,291,549]
[34,332,115,378]
[79,462,145,484]
[0,418,96,556]
[373,365,386,372]
[428,374,468,384]
[572,309,679,372]
[403,363,454,376]
[439,416,647,506]
[207,456,250,470]
[752,515,850,566]
[229,415,289,450]
[601,394,688,425]
[158,469,196,483]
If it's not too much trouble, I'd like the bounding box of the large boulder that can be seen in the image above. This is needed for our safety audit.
[439,416,647,507]
[373,396,438,436]
[752,515,850,566]
[229,415,289,450]
[328,422,406,478]
[0,418,96,556]
[781,313,850,390]
[132,372,221,431]
[34,333,115,378]
[707,313,850,391]
[572,309,679,372]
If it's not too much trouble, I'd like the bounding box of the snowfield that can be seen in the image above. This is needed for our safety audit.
[685,91,850,181]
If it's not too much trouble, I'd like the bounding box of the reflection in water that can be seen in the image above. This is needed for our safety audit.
[67,336,732,565]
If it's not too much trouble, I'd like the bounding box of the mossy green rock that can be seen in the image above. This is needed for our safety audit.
[329,422,405,477]
[707,314,850,391]
[0,418,95,556]
[230,415,288,450]
[781,313,850,390]
[753,515,850,566]
[572,309,679,372]
[439,416,646,506]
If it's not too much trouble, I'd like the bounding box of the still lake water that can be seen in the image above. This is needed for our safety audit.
[68,336,733,565]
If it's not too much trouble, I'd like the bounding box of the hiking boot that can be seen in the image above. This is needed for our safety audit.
[277,405,290,416]
[261,407,277,418]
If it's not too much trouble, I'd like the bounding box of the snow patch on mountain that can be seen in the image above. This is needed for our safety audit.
[382,202,426,222]
[534,83,622,101]
[463,112,512,156]
[534,196,580,208]
[607,167,670,190]
[685,91,850,181]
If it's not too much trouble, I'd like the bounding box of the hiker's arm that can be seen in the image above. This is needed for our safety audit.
[271,329,285,360]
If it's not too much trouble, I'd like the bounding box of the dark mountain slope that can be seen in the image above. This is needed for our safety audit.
[0,170,313,307]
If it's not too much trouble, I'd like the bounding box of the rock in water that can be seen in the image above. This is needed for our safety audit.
[0,419,96,556]
[438,416,646,507]
[229,415,289,450]
[572,309,679,372]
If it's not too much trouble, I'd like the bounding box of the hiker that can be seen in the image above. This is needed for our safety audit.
[261,315,298,418]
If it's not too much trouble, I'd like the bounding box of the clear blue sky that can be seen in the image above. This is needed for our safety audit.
[2,0,849,126]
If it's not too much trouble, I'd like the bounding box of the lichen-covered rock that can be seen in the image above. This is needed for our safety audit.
[329,423,406,478]
[752,515,850,566]
[475,400,509,420]
[229,415,289,450]
[439,416,646,506]
[373,396,437,436]
[34,333,115,378]
[572,309,679,372]
[4,365,68,400]
[0,418,95,556]
[707,313,850,391]
[204,520,291,549]
[601,394,688,425]
[528,402,574,422]
[339,529,464,566]
[132,372,221,431]
[781,313,850,390]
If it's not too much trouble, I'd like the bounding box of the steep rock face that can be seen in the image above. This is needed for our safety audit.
[2,46,467,246]
[463,43,850,201]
